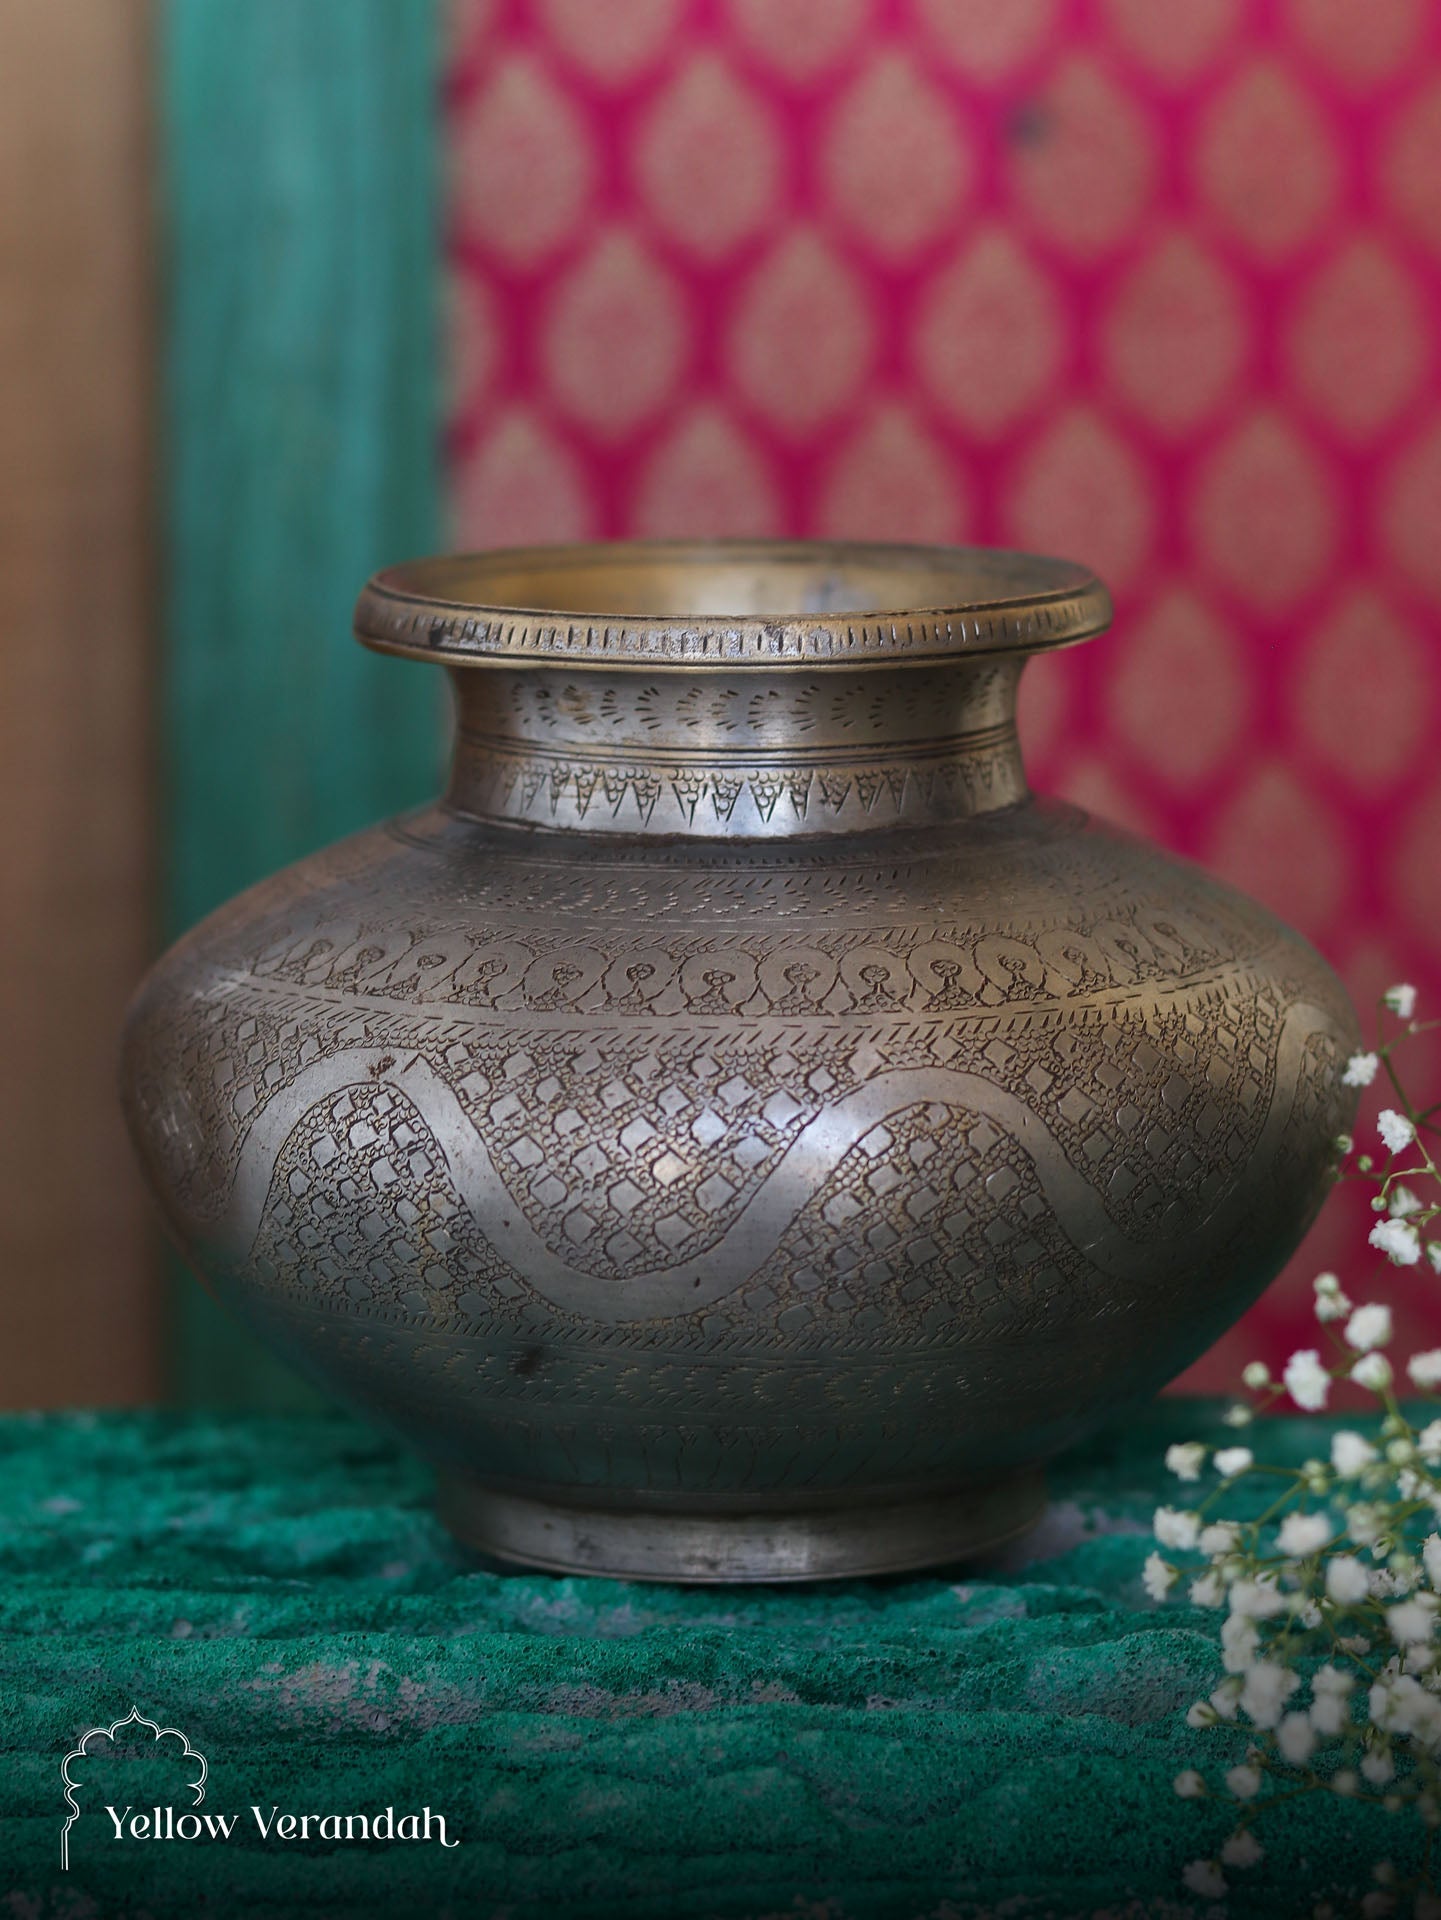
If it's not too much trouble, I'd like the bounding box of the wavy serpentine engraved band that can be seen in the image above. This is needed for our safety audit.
[222,1000,1332,1324]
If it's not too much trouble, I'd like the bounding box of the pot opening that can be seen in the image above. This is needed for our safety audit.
[374,540,1096,623]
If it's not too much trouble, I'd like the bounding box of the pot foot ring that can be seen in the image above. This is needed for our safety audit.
[435,1469,1048,1583]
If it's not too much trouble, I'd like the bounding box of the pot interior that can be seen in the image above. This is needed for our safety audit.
[376,540,1096,622]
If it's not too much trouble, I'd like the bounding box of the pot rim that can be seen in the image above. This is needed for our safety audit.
[353,538,1111,673]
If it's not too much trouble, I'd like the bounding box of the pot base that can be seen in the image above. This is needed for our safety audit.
[435,1470,1048,1584]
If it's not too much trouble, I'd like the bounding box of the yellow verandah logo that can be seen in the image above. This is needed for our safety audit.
[61,1706,458,1868]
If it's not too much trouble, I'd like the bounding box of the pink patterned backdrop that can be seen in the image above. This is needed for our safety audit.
[444,0,1441,1390]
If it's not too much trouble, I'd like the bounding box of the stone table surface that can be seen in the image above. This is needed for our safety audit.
[0,1400,1404,1918]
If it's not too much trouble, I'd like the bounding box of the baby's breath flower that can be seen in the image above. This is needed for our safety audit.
[1143,1551,1177,1600]
[1222,1402,1253,1427]
[1220,1829,1264,1868]
[1368,1672,1410,1733]
[1302,1456,1331,1495]
[1353,1352,1394,1392]
[1225,1761,1262,1799]
[1328,1555,1372,1603]
[1314,1665,1356,1699]
[1240,1660,1300,1728]
[1210,1677,1243,1718]
[1332,1431,1378,1477]
[1165,1441,1206,1481]
[1347,1505,1384,1547]
[1278,1511,1332,1557]
[1222,1613,1261,1674]
[1277,1710,1317,1765]
[1388,1598,1438,1646]
[1154,1506,1201,1550]
[1314,1270,1353,1320]
[1214,1446,1253,1477]
[1230,1575,1287,1619]
[1163,1008,1441,1899]
[1200,1520,1242,1555]
[1182,1860,1227,1898]
[1173,1768,1206,1798]
[1369,1669,1441,1745]
[1347,1303,1394,1352]
[1283,1348,1332,1411]
[1311,1692,1351,1736]
[1371,1218,1423,1265]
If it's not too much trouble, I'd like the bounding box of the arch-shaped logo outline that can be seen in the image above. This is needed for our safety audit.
[61,1705,207,1870]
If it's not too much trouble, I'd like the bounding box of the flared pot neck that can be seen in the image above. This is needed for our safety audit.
[354,540,1111,840]
[439,658,1027,839]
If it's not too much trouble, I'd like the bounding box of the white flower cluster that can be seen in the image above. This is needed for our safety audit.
[1387,984,1420,1021]
[1162,990,1441,1906]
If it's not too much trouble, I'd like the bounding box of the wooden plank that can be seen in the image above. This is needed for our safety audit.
[163,0,443,1405]
[0,0,159,1407]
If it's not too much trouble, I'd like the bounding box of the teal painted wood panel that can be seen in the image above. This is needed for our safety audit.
[163,0,443,1406]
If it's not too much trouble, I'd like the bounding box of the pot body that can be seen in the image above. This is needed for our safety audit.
[122,543,1357,1580]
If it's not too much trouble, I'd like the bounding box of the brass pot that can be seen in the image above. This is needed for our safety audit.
[122,542,1356,1581]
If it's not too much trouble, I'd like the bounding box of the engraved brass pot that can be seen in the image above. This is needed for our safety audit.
[122,542,1357,1582]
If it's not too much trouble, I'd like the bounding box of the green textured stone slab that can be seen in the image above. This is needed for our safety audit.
[0,1402,1407,1917]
